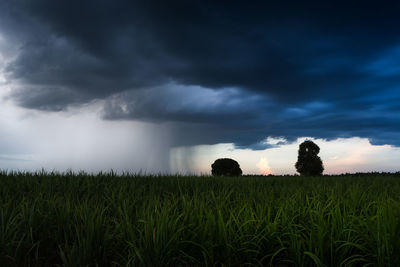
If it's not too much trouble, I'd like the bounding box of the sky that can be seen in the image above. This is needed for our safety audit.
[0,0,399,174]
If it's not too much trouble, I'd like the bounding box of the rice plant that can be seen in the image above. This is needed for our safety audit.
[0,170,399,266]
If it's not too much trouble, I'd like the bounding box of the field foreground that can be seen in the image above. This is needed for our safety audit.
[1,171,400,266]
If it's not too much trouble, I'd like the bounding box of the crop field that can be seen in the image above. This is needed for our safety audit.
[1,171,400,266]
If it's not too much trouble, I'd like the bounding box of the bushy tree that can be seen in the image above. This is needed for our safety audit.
[211,158,242,176]
[295,140,324,176]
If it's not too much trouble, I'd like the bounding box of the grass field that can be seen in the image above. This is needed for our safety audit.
[1,171,400,266]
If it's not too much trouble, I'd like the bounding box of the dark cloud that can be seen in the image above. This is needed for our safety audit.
[101,84,266,123]
[0,0,399,148]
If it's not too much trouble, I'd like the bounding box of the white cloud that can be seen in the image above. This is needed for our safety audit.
[0,94,172,173]
[257,157,273,175]
[171,137,400,175]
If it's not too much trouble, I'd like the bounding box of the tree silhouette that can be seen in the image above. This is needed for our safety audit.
[295,140,324,176]
[211,158,242,176]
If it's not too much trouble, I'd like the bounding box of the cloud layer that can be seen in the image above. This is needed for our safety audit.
[1,0,399,148]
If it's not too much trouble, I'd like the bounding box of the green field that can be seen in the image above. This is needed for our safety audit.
[1,171,400,266]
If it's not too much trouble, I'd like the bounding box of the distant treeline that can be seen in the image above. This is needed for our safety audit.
[243,172,400,177]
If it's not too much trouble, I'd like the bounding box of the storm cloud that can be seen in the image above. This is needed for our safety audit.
[1,0,399,148]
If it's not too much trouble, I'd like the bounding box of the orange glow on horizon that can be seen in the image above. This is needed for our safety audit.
[257,157,273,175]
